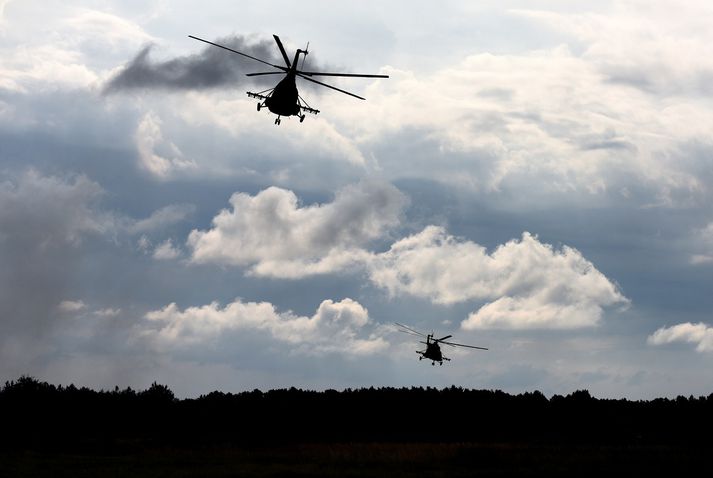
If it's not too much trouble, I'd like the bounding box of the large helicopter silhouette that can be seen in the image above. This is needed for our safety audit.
[189,34,389,125]
[395,323,488,366]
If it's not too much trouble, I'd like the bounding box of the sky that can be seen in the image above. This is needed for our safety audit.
[1,0,712,399]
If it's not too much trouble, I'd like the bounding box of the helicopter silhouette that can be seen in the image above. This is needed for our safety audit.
[189,34,389,124]
[395,323,488,366]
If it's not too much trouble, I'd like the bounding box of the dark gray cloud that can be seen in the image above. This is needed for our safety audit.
[104,35,285,93]
[0,170,112,372]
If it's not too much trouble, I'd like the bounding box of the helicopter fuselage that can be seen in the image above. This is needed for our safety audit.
[417,334,450,365]
[265,72,301,117]
[421,341,443,362]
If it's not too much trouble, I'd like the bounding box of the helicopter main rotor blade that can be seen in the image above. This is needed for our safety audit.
[440,340,488,350]
[397,329,424,339]
[296,73,365,100]
[272,34,291,68]
[299,71,389,78]
[435,335,452,342]
[394,323,427,338]
[245,72,286,77]
[189,35,287,71]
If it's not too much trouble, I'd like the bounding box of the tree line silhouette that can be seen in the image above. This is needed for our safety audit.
[2,375,713,449]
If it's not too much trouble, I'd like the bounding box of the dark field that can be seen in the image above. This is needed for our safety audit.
[3,442,710,477]
[2,377,712,476]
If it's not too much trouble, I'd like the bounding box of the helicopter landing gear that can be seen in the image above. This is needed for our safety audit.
[274,117,281,125]
[299,114,306,123]
[257,103,262,111]
[419,356,422,360]
[432,362,435,366]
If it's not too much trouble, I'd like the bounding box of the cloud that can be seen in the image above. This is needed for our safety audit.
[367,226,628,329]
[172,92,369,171]
[58,301,121,317]
[103,35,284,93]
[0,170,113,343]
[185,183,626,330]
[0,0,10,20]
[129,203,195,234]
[326,9,713,208]
[62,9,154,50]
[135,111,196,178]
[187,181,407,277]
[464,296,613,330]
[58,300,86,313]
[141,298,387,356]
[0,7,154,92]
[512,3,713,97]
[94,308,121,318]
[690,222,713,265]
[153,239,181,260]
[0,45,98,93]
[0,170,111,248]
[648,322,713,352]
[690,255,713,265]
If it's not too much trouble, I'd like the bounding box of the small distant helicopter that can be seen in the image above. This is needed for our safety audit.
[189,34,389,124]
[395,323,488,366]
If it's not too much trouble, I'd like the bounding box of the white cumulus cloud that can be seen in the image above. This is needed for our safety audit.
[152,238,181,260]
[58,300,86,312]
[135,112,196,178]
[0,6,155,92]
[367,226,628,329]
[94,307,121,318]
[648,322,713,352]
[187,181,407,278]
[185,183,626,330]
[141,297,387,356]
